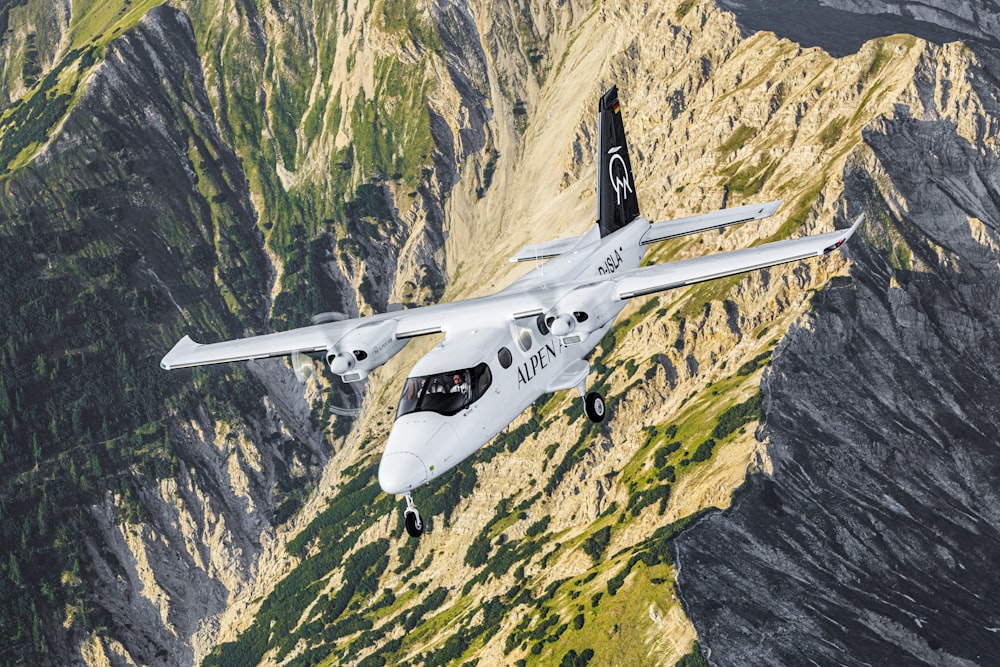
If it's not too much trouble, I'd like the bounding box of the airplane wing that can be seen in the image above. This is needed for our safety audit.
[640,200,782,244]
[617,214,863,299]
[509,200,782,262]
[162,326,344,369]
[160,290,550,371]
[163,215,862,371]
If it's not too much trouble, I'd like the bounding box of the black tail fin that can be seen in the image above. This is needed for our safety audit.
[596,86,641,237]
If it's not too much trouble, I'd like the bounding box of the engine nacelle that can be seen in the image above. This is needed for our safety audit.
[325,319,409,382]
[548,313,577,337]
[545,282,620,344]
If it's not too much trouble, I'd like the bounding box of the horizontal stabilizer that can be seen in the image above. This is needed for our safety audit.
[618,214,863,299]
[641,200,782,245]
[509,235,585,263]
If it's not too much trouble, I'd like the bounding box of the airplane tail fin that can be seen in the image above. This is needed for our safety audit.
[597,86,641,238]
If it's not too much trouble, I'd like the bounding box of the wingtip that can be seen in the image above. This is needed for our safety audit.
[844,213,865,239]
[762,199,783,216]
[161,335,199,370]
[821,214,865,254]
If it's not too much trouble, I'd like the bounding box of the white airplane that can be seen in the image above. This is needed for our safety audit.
[162,86,862,537]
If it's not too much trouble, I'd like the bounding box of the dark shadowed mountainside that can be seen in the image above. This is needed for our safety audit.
[717,0,996,57]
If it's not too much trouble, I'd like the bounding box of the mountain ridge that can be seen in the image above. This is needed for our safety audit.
[1,0,999,665]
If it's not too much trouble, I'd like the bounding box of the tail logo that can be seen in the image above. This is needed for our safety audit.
[607,145,632,205]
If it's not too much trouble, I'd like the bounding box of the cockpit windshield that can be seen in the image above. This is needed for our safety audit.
[397,363,492,418]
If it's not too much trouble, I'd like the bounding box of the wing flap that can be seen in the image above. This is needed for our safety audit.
[618,214,863,299]
[641,200,782,245]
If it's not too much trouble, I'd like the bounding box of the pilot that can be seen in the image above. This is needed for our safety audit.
[450,373,469,395]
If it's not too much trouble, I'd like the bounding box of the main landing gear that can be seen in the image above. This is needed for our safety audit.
[404,493,423,538]
[584,391,606,422]
[577,377,606,423]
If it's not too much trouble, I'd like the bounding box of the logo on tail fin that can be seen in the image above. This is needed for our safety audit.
[607,146,633,206]
[597,86,640,238]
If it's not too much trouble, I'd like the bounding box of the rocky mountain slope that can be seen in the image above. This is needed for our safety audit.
[674,36,1000,667]
[2,0,999,665]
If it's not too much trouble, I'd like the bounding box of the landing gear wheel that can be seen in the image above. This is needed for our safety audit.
[584,391,606,423]
[404,509,423,537]
[403,493,423,537]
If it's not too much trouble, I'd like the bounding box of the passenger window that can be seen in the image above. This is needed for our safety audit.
[516,326,533,352]
[498,347,513,368]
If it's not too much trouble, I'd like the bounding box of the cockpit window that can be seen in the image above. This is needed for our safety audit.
[397,363,493,418]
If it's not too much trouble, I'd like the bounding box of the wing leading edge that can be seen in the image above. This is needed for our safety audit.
[616,214,864,300]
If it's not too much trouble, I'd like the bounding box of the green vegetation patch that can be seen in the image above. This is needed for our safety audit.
[711,392,761,440]
[0,46,96,174]
[717,124,757,156]
[675,641,710,667]
[68,0,163,50]
[381,0,443,52]
[819,117,847,149]
[581,526,611,563]
[719,155,780,198]
[736,349,772,376]
[352,57,436,187]
[676,0,698,20]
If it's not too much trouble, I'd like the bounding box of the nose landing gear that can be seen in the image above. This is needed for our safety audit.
[403,493,423,537]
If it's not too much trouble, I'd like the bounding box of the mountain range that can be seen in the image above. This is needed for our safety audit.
[1,0,999,665]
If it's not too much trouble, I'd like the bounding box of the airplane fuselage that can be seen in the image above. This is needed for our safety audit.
[377,216,651,495]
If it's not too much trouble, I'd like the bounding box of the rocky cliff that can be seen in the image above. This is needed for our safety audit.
[3,0,1000,665]
[0,6,326,665]
[674,33,1000,667]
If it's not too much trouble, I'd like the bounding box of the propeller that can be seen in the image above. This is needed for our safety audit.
[291,311,349,382]
[288,311,366,417]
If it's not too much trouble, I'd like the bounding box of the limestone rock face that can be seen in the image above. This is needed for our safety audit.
[674,33,1000,667]
[823,0,1000,44]
[717,0,998,57]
